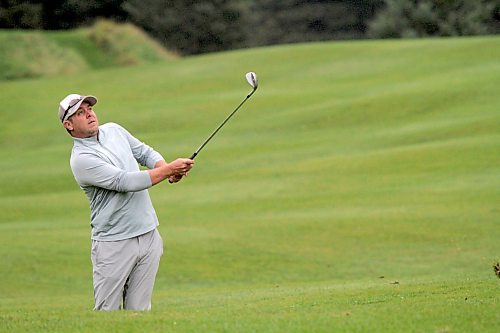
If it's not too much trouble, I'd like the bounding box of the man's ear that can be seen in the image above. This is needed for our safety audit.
[63,120,73,132]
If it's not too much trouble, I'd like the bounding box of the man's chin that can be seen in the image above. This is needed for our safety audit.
[87,128,99,137]
[89,124,99,134]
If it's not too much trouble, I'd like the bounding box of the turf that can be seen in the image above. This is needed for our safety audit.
[0,35,499,332]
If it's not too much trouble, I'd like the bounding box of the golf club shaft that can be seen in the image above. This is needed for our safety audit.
[190,88,257,160]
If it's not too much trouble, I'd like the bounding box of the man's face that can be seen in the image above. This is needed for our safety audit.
[64,102,99,138]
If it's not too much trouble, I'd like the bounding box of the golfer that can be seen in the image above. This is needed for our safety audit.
[58,93,193,311]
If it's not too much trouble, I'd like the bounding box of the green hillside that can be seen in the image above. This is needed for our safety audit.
[0,35,499,332]
[0,20,176,80]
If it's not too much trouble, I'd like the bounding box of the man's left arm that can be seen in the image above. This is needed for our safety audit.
[114,123,163,168]
[153,160,185,183]
[119,124,187,183]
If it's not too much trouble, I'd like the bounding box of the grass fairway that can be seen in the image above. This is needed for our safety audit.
[0,36,499,332]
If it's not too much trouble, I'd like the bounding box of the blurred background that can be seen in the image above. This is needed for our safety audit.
[1,0,499,57]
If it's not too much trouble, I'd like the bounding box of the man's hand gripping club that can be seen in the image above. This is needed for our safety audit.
[148,158,194,185]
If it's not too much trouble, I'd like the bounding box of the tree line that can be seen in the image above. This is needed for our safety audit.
[1,0,498,55]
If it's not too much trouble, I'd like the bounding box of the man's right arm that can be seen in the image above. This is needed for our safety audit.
[71,154,193,192]
[72,153,153,192]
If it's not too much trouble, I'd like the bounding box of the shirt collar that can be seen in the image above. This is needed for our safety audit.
[72,129,101,144]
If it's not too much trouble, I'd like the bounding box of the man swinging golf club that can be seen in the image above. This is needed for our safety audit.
[59,72,257,311]
[59,94,193,311]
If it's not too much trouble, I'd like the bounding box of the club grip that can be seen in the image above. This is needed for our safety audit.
[189,152,197,160]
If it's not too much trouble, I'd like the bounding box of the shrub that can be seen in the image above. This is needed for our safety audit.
[368,0,499,38]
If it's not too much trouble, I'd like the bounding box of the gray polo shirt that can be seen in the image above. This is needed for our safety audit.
[70,122,164,241]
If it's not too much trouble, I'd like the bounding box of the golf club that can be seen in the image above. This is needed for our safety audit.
[189,72,258,160]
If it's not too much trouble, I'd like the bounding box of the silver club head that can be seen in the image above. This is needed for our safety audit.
[245,72,258,89]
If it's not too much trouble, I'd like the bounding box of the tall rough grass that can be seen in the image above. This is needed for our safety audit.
[0,20,176,80]
[87,19,177,65]
[0,31,88,80]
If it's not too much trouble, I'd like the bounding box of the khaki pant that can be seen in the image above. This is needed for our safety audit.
[90,228,163,311]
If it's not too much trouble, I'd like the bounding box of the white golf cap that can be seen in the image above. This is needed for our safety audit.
[58,94,98,122]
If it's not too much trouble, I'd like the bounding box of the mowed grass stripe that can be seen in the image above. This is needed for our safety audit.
[0,279,497,332]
